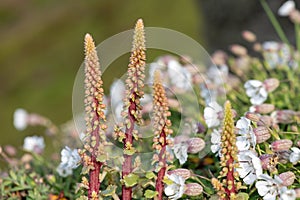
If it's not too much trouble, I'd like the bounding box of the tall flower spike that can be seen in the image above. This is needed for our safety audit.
[121,19,146,200]
[212,101,240,200]
[82,33,107,199]
[152,71,173,200]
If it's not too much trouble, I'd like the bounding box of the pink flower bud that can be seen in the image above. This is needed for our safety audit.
[253,126,271,143]
[259,154,278,173]
[4,145,16,156]
[257,115,273,127]
[250,104,275,114]
[168,168,191,180]
[271,110,296,124]
[260,154,273,170]
[295,188,300,198]
[173,135,189,145]
[290,10,300,24]
[279,171,295,186]
[263,78,279,92]
[242,30,257,42]
[271,139,293,152]
[245,112,260,122]
[184,183,203,196]
[187,138,205,154]
[230,44,247,56]
[211,50,228,65]
[297,141,300,147]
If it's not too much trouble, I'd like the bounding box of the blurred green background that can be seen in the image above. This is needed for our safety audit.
[0,0,202,147]
[1,0,294,148]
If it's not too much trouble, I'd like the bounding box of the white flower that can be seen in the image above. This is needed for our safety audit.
[210,129,221,156]
[56,164,73,177]
[23,136,45,154]
[263,41,280,52]
[14,109,28,131]
[173,142,188,165]
[244,80,268,105]
[200,81,217,105]
[289,147,300,164]
[110,79,125,108]
[255,174,283,200]
[278,0,295,16]
[110,79,125,122]
[207,64,229,85]
[164,174,185,200]
[236,117,256,151]
[56,146,81,177]
[236,150,262,185]
[279,187,296,200]
[204,101,223,128]
[167,60,192,91]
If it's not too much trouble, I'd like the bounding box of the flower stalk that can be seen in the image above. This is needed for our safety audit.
[121,19,146,200]
[211,101,240,200]
[152,71,173,200]
[81,33,107,199]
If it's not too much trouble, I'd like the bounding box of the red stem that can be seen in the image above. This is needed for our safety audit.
[155,127,167,200]
[88,98,103,199]
[122,100,136,200]
[224,156,236,199]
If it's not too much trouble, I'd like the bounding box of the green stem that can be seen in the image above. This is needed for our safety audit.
[295,23,300,51]
[260,0,290,45]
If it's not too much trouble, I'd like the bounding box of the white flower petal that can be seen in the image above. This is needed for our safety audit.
[14,109,28,131]
[278,0,295,16]
[256,181,270,196]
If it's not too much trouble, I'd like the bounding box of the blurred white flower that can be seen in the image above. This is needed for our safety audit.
[200,81,217,105]
[173,141,188,165]
[211,129,221,156]
[279,187,296,200]
[244,80,268,105]
[56,146,81,177]
[236,117,256,151]
[255,174,283,200]
[167,60,192,91]
[278,0,295,16]
[204,101,223,128]
[236,150,262,185]
[289,147,300,164]
[23,136,45,154]
[110,79,125,122]
[207,65,229,85]
[164,174,185,200]
[14,108,28,131]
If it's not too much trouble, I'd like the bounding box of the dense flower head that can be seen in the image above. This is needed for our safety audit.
[211,101,241,199]
[122,18,146,126]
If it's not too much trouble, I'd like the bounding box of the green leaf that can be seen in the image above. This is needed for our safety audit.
[96,154,106,162]
[145,172,156,180]
[101,185,117,197]
[144,190,158,198]
[236,193,249,200]
[123,173,139,187]
[162,176,173,185]
[124,147,136,156]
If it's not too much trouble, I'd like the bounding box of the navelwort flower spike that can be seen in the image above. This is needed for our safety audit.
[80,33,108,199]
[211,101,241,200]
[121,18,146,200]
[152,70,173,200]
